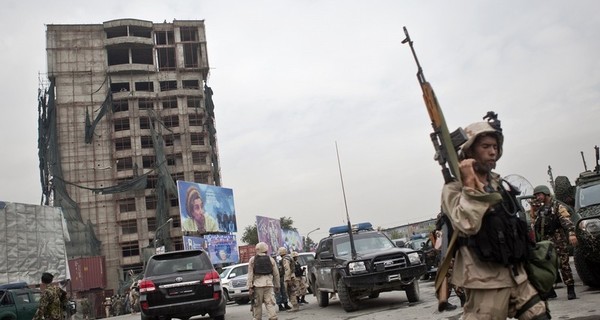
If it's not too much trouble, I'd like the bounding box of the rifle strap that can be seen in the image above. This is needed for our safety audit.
[434,229,458,295]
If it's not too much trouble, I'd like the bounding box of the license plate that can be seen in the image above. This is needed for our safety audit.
[234,290,241,294]
[169,288,193,296]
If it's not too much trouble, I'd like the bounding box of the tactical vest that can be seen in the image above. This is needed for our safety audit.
[534,202,561,238]
[460,180,530,266]
[294,261,304,277]
[254,255,273,275]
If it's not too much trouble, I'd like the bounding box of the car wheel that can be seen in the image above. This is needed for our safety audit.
[141,315,155,320]
[314,282,329,307]
[574,247,600,287]
[235,298,250,305]
[405,279,420,303]
[211,315,225,320]
[337,277,359,312]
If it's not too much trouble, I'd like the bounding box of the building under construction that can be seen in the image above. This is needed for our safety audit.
[38,18,221,295]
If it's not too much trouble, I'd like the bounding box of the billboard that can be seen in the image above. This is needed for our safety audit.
[177,180,237,234]
[256,215,283,255]
[205,234,239,264]
[183,236,207,251]
[282,229,303,253]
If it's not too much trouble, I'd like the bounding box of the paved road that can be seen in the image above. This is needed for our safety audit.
[108,259,599,319]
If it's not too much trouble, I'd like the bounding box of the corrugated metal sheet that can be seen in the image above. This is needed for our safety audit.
[68,256,106,291]
[238,245,256,263]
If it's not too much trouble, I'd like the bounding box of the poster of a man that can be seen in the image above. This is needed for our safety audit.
[205,234,239,264]
[177,181,237,234]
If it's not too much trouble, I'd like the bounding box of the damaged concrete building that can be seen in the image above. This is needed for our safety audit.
[38,19,221,294]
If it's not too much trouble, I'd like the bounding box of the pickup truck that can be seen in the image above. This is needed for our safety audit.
[308,223,427,312]
[0,282,41,320]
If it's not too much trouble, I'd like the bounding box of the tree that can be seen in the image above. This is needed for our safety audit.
[240,216,296,246]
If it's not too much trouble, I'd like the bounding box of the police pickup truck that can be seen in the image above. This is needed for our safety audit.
[0,282,41,320]
[307,223,427,312]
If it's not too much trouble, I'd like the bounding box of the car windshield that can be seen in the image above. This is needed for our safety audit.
[578,183,600,209]
[219,268,233,279]
[409,238,428,250]
[297,254,314,266]
[333,233,395,257]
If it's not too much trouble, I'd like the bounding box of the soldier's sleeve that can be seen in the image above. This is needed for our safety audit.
[557,204,575,234]
[441,181,501,236]
[284,258,292,279]
[32,290,50,320]
[247,257,255,287]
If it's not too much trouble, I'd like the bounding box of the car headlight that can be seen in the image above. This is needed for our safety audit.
[407,252,421,265]
[348,261,367,274]
[579,218,600,235]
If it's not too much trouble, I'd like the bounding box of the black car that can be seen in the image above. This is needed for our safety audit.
[139,250,226,320]
[308,223,427,312]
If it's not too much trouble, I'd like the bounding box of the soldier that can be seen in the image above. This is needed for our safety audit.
[274,254,291,311]
[247,242,280,320]
[441,119,549,319]
[531,184,578,300]
[278,247,299,312]
[291,252,309,304]
[33,272,68,320]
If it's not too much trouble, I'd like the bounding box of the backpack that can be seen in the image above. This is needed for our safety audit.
[525,240,559,294]
[294,261,304,277]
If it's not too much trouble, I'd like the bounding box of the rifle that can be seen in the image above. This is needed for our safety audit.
[402,27,467,312]
[547,165,555,192]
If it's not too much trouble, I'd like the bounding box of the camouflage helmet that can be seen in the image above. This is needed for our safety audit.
[278,247,287,256]
[459,121,504,160]
[533,185,551,196]
[291,251,299,258]
[255,242,268,254]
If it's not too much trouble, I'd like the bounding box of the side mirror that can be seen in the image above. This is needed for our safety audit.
[229,273,236,278]
[395,240,405,248]
[319,252,334,260]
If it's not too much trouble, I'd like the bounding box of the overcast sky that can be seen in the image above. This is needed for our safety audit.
[1,1,598,242]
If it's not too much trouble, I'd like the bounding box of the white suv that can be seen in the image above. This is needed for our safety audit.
[219,262,249,301]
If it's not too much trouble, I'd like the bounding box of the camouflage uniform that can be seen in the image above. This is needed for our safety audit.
[33,285,68,320]
[533,200,576,286]
[279,248,299,312]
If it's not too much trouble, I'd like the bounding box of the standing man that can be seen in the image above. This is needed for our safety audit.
[291,252,308,304]
[532,184,578,300]
[278,247,299,312]
[441,118,549,319]
[247,242,280,320]
[275,254,291,311]
[33,272,68,320]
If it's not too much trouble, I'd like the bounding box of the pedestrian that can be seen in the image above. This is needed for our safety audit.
[531,184,578,300]
[247,242,280,320]
[278,247,299,312]
[291,252,309,304]
[440,116,550,319]
[33,272,68,320]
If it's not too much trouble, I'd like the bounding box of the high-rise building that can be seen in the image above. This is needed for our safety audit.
[39,19,220,292]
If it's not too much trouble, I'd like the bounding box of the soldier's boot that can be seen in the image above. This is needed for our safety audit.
[278,304,285,311]
[300,296,308,304]
[567,285,576,300]
[283,303,292,310]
